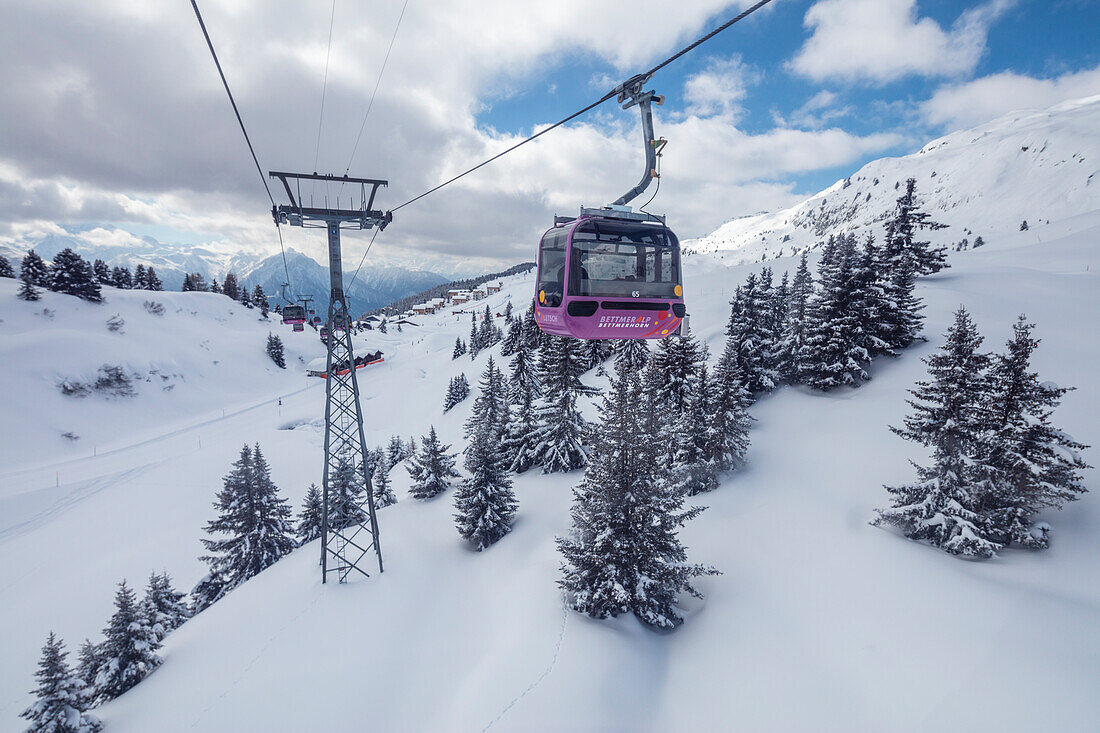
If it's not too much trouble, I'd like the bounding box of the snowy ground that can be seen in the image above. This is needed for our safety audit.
[1,214,1096,730]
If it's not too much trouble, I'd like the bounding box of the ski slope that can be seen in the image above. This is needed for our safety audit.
[1,215,1097,731]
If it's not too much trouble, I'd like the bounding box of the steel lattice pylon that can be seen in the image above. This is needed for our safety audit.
[268,171,390,583]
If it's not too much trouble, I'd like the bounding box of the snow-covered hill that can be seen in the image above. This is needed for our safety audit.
[687,94,1100,264]
[2,97,1099,732]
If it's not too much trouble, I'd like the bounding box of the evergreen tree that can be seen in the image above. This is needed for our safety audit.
[723,273,779,394]
[76,640,102,690]
[455,405,517,550]
[145,267,162,291]
[181,274,195,292]
[522,301,541,349]
[21,633,101,733]
[444,374,471,412]
[465,356,508,441]
[652,332,705,414]
[504,300,514,321]
[500,317,522,356]
[851,234,893,358]
[977,316,1090,547]
[266,333,286,368]
[507,336,541,405]
[480,304,498,347]
[671,365,719,495]
[21,250,50,287]
[111,266,132,290]
[973,236,985,248]
[883,178,949,276]
[92,259,111,285]
[1019,219,1029,231]
[134,264,147,289]
[239,286,253,308]
[253,285,268,317]
[882,252,925,351]
[18,266,41,301]
[529,336,595,473]
[709,345,752,471]
[195,445,296,610]
[141,572,189,642]
[407,426,460,499]
[378,318,388,334]
[296,484,324,544]
[468,313,481,357]
[94,580,161,702]
[452,336,466,360]
[613,338,650,375]
[373,461,397,509]
[558,365,716,628]
[874,307,998,558]
[777,252,814,383]
[0,255,13,278]
[386,434,407,469]
[328,454,370,532]
[501,379,540,474]
[222,273,240,300]
[801,234,870,390]
[50,249,102,302]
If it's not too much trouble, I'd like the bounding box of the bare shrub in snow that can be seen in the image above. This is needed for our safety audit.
[106,315,125,333]
[143,300,165,316]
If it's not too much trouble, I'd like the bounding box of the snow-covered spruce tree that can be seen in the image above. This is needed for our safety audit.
[220,272,239,300]
[373,460,397,509]
[94,580,161,703]
[407,425,461,499]
[386,434,407,469]
[671,365,719,496]
[724,273,779,395]
[266,333,286,368]
[378,318,388,334]
[481,304,498,346]
[507,333,541,406]
[977,316,1090,548]
[777,252,814,383]
[874,307,999,558]
[76,640,102,690]
[18,268,41,301]
[0,255,14,278]
[253,285,268,317]
[801,234,870,390]
[111,266,132,289]
[529,335,595,473]
[141,571,190,642]
[145,267,162,291]
[613,338,650,375]
[709,344,752,471]
[21,633,101,733]
[327,453,369,532]
[653,332,705,415]
[500,317,524,356]
[464,356,509,441]
[50,249,102,302]
[296,484,324,544]
[522,301,542,349]
[557,365,717,628]
[452,336,466,360]
[883,178,949,277]
[501,377,540,474]
[134,264,147,289]
[444,374,470,412]
[194,445,296,611]
[239,286,253,308]
[468,313,481,357]
[21,250,50,287]
[851,234,893,359]
[454,405,517,550]
[92,259,111,285]
[881,247,925,351]
[1019,219,1029,231]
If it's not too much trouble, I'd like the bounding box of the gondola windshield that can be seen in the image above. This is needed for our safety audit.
[568,221,679,299]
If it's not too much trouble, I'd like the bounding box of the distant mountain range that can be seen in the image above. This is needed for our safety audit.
[1,234,449,315]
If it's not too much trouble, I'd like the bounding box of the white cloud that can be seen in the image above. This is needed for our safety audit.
[683,57,756,119]
[791,0,1014,84]
[922,64,1100,129]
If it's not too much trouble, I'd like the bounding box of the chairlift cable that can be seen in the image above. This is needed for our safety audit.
[313,0,339,198]
[387,0,775,215]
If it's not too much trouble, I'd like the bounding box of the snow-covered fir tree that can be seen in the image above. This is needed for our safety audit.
[76,641,101,690]
[506,334,540,406]
[407,426,460,499]
[21,633,100,733]
[221,273,240,300]
[253,285,268,317]
[468,313,481,357]
[0,255,14,278]
[194,445,296,611]
[724,273,779,394]
[557,365,717,628]
[373,460,397,509]
[141,572,189,642]
[480,304,499,346]
[709,345,753,471]
[501,378,540,474]
[464,356,509,441]
[874,307,998,558]
[134,264,147,289]
[444,374,470,412]
[671,364,719,495]
[529,335,594,473]
[977,316,1090,548]
[92,259,111,285]
[50,249,102,302]
[452,336,466,360]
[386,434,407,470]
[522,301,542,349]
[801,234,870,390]
[777,252,814,383]
[455,404,517,550]
[881,248,925,351]
[94,580,161,702]
[266,333,286,368]
[296,484,324,544]
[21,250,50,287]
[500,318,522,356]
[111,266,132,289]
[504,300,514,321]
[883,178,949,277]
[145,267,162,291]
[851,234,894,358]
[239,286,253,308]
[18,265,41,301]
[378,318,388,334]
[327,453,369,532]
[613,338,650,375]
[653,332,706,414]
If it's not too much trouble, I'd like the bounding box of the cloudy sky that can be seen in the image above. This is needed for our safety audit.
[1,0,1098,275]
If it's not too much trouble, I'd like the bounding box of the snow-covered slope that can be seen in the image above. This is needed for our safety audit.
[687,94,1100,264]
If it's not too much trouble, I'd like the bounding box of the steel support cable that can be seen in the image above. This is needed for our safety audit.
[189,0,295,296]
[387,0,776,215]
[313,0,339,196]
[346,226,381,293]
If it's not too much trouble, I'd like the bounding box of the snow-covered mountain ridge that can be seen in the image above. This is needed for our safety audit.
[686,94,1100,264]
